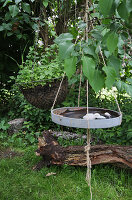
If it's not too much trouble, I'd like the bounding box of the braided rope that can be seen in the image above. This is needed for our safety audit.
[51,72,66,111]
[78,65,83,107]
[85,1,93,199]
[85,80,92,200]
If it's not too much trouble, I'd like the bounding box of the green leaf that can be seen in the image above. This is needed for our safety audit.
[64,57,77,79]
[117,0,129,21]
[54,33,73,44]
[107,32,118,54]
[22,3,31,14]
[91,30,102,40]
[127,78,132,84]
[116,80,132,97]
[1,23,12,31]
[15,0,21,4]
[83,46,98,60]
[82,56,95,83]
[78,20,86,30]
[126,0,132,12]
[108,56,121,76]
[0,120,9,130]
[9,5,19,17]
[99,0,114,17]
[3,0,12,7]
[103,66,117,89]
[90,70,105,92]
[29,136,35,144]
[32,23,39,30]
[127,131,132,139]
[0,26,4,31]
[59,41,74,60]
[43,0,48,8]
[17,34,22,39]
[5,12,11,20]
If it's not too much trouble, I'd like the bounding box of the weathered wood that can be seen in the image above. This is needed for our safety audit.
[35,131,132,169]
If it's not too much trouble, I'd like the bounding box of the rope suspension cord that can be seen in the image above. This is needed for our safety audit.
[51,72,66,111]
[75,0,77,19]
[78,65,83,107]
[85,80,92,200]
[85,0,92,199]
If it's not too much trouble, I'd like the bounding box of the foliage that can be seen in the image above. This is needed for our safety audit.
[0,0,77,40]
[0,0,37,91]
[0,0,38,40]
[54,0,132,96]
[15,43,64,88]
[0,119,9,131]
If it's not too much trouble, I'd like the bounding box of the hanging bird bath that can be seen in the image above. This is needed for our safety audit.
[51,107,122,129]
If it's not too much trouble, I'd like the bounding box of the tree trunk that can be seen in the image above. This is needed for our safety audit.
[34,131,132,170]
[39,6,49,47]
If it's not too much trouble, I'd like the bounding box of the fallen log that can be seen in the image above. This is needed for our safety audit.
[34,131,132,170]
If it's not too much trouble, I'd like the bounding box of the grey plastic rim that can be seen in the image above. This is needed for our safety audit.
[51,107,122,129]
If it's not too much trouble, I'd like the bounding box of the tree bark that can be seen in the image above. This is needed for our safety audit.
[34,131,132,170]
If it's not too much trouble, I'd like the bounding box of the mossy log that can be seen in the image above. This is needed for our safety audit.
[34,131,132,170]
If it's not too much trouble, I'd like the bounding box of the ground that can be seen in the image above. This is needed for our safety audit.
[0,147,22,159]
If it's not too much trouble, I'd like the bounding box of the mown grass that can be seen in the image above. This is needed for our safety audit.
[0,145,132,200]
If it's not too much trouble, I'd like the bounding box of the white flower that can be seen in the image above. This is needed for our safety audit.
[38,40,43,46]
[38,61,41,65]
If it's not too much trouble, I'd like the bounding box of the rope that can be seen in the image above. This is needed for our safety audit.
[51,72,66,111]
[85,80,92,200]
[75,0,77,19]
[85,1,92,199]
[99,45,106,66]
[85,129,92,186]
[78,65,83,107]
[86,80,89,114]
[113,94,122,115]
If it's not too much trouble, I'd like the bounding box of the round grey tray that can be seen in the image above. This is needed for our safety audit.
[51,107,122,129]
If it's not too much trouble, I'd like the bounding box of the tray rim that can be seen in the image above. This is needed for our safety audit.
[51,107,122,129]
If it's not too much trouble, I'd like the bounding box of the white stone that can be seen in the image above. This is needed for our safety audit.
[94,113,105,119]
[83,113,106,120]
[83,113,95,120]
[104,112,111,118]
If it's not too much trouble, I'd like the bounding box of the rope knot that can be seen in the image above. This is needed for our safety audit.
[85,144,90,152]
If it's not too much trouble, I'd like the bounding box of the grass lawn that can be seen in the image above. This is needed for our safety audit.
[0,145,132,200]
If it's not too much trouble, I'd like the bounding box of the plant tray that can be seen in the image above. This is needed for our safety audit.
[51,107,122,129]
[20,79,68,110]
